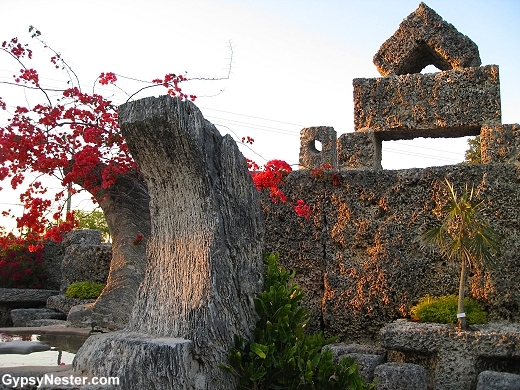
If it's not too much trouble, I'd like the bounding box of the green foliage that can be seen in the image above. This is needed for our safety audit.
[221,253,371,390]
[74,209,111,242]
[420,179,501,269]
[65,281,105,299]
[420,179,501,329]
[410,294,487,325]
[462,135,481,164]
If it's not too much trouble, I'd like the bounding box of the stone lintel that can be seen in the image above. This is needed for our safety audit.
[337,130,382,170]
[374,2,481,76]
[353,65,501,140]
[481,124,520,164]
[299,126,337,169]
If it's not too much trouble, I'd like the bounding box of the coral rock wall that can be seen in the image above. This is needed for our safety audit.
[262,164,520,343]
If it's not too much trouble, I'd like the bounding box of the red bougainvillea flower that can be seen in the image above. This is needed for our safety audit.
[251,160,292,203]
[0,34,196,241]
[294,199,311,219]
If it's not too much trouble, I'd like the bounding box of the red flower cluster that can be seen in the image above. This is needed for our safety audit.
[16,68,39,86]
[311,163,342,186]
[152,73,196,101]
[44,212,78,242]
[2,37,32,60]
[247,158,312,219]
[294,199,311,219]
[246,158,259,171]
[0,236,45,289]
[251,160,292,203]
[98,72,117,85]
[0,35,195,241]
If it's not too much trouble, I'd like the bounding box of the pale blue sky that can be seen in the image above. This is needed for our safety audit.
[0,0,519,229]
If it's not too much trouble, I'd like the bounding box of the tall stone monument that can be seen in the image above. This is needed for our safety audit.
[73,96,264,389]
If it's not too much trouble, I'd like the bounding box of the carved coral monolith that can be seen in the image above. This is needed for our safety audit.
[73,96,264,390]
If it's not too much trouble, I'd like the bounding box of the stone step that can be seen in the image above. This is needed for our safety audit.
[46,295,95,316]
[10,308,66,327]
[25,319,71,327]
[0,288,60,304]
[477,371,520,390]
[324,343,387,383]
[373,362,427,390]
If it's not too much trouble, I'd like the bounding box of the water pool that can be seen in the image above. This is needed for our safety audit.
[0,332,89,367]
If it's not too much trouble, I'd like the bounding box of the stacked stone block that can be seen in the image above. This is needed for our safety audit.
[299,126,337,169]
[481,124,520,164]
[373,2,481,76]
[337,130,381,169]
[352,65,501,139]
[298,2,515,170]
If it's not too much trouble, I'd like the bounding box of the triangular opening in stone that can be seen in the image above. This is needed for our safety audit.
[398,41,452,74]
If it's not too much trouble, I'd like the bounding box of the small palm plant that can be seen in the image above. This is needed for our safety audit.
[420,179,501,330]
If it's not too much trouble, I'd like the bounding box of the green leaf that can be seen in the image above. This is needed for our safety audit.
[250,342,268,359]
[220,253,369,389]
[250,367,267,381]
[311,352,322,369]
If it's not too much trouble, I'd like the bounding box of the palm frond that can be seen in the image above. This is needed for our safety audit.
[421,179,502,269]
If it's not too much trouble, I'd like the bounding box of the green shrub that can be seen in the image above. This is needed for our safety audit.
[220,253,372,390]
[410,294,487,325]
[65,281,105,299]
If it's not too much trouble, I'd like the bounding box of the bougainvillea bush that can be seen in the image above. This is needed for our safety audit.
[0,28,197,243]
[0,236,45,289]
[0,27,310,247]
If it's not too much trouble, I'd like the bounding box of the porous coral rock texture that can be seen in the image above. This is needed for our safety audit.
[299,126,337,169]
[380,321,520,390]
[353,65,501,139]
[74,96,264,390]
[261,164,520,343]
[373,2,481,76]
[337,131,382,170]
[481,123,520,164]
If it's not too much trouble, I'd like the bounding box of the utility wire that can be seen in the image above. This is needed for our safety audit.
[0,70,470,163]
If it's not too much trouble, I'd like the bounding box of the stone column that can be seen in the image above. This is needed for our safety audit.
[73,96,264,390]
[299,126,337,169]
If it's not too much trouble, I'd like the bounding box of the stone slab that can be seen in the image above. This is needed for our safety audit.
[353,65,501,140]
[73,332,202,390]
[337,131,382,170]
[47,295,95,315]
[477,371,520,390]
[380,321,520,390]
[25,319,70,327]
[11,308,66,327]
[325,343,386,383]
[0,289,60,304]
[325,342,386,357]
[373,362,427,390]
[374,3,481,76]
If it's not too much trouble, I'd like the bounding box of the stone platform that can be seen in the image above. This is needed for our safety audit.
[380,320,520,390]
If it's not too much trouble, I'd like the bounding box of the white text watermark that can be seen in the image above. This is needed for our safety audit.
[2,373,120,388]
